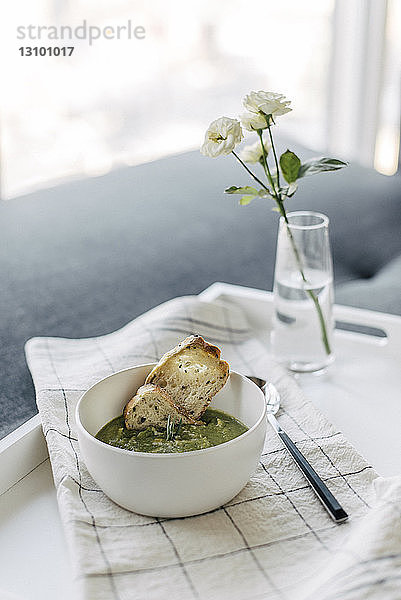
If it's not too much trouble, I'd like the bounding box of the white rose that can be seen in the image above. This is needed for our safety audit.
[201,117,243,158]
[240,112,268,131]
[239,139,270,164]
[243,91,292,119]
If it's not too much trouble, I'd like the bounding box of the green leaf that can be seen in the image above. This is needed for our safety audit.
[258,188,272,198]
[239,195,255,206]
[298,157,348,178]
[279,150,301,183]
[225,185,258,195]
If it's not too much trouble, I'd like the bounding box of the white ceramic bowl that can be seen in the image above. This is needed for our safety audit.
[76,364,266,517]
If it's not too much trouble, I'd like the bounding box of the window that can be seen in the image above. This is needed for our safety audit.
[3,0,334,199]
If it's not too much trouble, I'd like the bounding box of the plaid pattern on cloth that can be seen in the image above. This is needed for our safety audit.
[25,296,401,600]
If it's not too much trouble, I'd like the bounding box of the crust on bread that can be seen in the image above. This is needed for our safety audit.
[145,335,229,419]
[146,334,227,377]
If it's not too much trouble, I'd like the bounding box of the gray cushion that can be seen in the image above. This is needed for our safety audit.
[1,142,400,438]
[335,254,401,314]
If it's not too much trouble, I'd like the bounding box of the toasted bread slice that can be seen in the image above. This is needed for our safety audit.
[145,335,229,420]
[123,384,196,431]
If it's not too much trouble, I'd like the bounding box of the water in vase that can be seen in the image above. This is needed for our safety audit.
[271,267,334,372]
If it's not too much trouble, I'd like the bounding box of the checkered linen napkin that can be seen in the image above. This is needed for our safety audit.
[25,296,401,600]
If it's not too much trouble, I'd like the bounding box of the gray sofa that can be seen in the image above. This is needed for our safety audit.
[1,139,400,438]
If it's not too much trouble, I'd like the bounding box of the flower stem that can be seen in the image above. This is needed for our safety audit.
[232,151,270,192]
[255,127,332,356]
[257,130,275,192]
[277,201,331,355]
[267,121,281,193]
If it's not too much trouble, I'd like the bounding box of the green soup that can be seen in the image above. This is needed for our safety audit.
[95,408,248,453]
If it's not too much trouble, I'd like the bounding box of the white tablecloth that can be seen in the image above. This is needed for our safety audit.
[25,295,401,600]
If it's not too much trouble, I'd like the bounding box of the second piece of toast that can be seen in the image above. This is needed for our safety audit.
[124,384,196,430]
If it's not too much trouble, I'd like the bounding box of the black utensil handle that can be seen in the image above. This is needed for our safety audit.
[278,430,348,523]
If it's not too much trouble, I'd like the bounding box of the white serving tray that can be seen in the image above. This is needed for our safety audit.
[1,283,401,599]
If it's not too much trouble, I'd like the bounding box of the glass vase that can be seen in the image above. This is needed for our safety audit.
[271,211,334,372]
